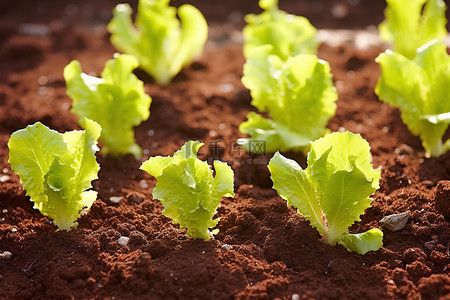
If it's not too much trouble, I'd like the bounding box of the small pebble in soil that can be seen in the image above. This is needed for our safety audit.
[221,244,233,251]
[335,80,345,91]
[38,75,48,86]
[0,251,12,260]
[0,175,10,182]
[219,123,226,130]
[394,144,414,155]
[61,102,71,111]
[380,211,410,231]
[218,83,234,93]
[139,180,149,189]
[109,196,123,204]
[424,241,437,251]
[291,294,300,300]
[230,30,244,44]
[127,193,144,204]
[2,209,7,214]
[117,236,129,246]
[11,228,17,232]
[38,86,47,95]
[147,129,155,136]
[3,168,8,173]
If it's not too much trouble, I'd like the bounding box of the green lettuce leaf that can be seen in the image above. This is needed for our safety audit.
[64,54,151,158]
[337,229,384,255]
[243,0,318,60]
[375,40,450,157]
[379,0,447,59]
[140,141,234,240]
[267,151,327,236]
[108,0,208,85]
[239,45,337,154]
[268,131,383,254]
[8,119,101,230]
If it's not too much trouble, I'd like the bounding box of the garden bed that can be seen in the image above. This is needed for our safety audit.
[0,0,449,299]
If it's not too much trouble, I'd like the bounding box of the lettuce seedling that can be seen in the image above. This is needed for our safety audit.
[8,119,101,231]
[140,141,234,240]
[243,0,318,60]
[268,131,383,254]
[376,40,450,157]
[108,0,208,85]
[238,45,337,154]
[64,54,151,158]
[379,0,447,59]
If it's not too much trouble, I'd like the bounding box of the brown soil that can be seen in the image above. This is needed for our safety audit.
[1,1,449,299]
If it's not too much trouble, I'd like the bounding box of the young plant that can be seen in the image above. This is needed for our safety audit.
[108,0,208,85]
[238,45,337,154]
[243,0,318,60]
[8,119,101,231]
[140,141,234,240]
[375,40,450,157]
[379,0,447,59]
[268,131,383,255]
[64,54,151,158]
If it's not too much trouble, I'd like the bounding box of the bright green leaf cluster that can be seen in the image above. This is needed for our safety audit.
[140,141,235,240]
[238,45,337,154]
[8,119,101,231]
[375,40,450,157]
[379,0,447,59]
[243,0,318,60]
[268,131,383,254]
[64,54,151,158]
[108,0,208,85]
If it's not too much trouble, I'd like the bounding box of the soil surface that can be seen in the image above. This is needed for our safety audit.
[1,0,449,299]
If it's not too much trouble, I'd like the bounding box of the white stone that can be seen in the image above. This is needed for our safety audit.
[0,175,10,182]
[380,211,410,231]
[109,196,123,204]
[117,236,129,246]
[139,180,149,189]
[221,244,233,251]
[0,251,12,260]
